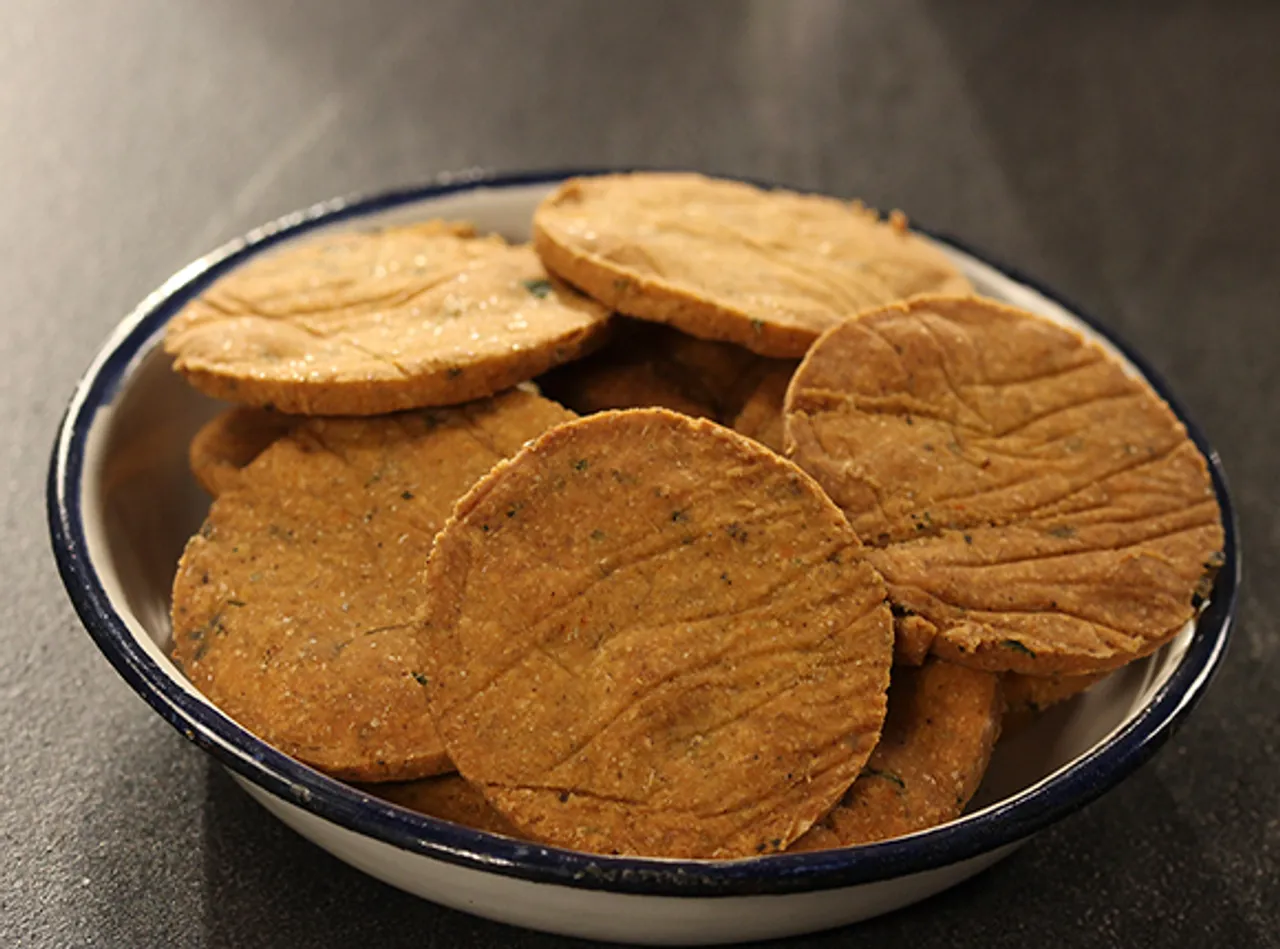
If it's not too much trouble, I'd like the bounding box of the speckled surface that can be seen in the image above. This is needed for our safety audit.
[3,2,1277,946]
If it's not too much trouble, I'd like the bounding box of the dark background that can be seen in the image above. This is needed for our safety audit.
[3,2,1276,946]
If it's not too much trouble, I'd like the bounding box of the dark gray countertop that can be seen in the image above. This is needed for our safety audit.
[4,2,1277,946]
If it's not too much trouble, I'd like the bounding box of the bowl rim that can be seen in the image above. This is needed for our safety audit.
[47,168,1240,898]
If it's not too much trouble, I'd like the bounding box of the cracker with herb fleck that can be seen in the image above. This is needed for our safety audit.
[165,221,610,416]
[537,319,764,421]
[170,388,575,782]
[189,406,300,497]
[1001,670,1108,733]
[362,775,523,838]
[420,409,894,858]
[540,359,719,420]
[786,295,1224,675]
[791,659,1002,850]
[730,360,799,453]
[532,173,971,358]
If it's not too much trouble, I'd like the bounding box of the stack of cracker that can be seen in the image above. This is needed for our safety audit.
[166,173,1223,858]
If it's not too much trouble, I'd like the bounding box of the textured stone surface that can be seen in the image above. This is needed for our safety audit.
[3,1,1276,946]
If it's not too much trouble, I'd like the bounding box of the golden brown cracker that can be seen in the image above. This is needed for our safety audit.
[420,409,894,858]
[170,389,575,781]
[533,173,971,358]
[730,361,799,453]
[1001,670,1107,733]
[538,319,762,421]
[165,222,610,415]
[791,660,1002,850]
[189,406,299,497]
[891,607,936,667]
[538,356,719,419]
[362,775,522,837]
[786,295,1224,675]
[657,326,768,416]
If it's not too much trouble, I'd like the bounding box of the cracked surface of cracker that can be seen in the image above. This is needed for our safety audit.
[165,221,610,415]
[786,295,1223,675]
[533,173,970,358]
[421,409,894,858]
[170,389,574,781]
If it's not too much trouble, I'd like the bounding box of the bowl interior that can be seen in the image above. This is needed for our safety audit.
[78,179,1199,843]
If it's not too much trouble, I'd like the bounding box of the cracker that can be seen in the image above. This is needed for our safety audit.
[170,389,574,781]
[786,295,1224,675]
[533,173,971,358]
[420,409,893,858]
[538,354,719,420]
[1001,670,1106,733]
[189,406,299,497]
[791,660,1002,850]
[538,319,763,421]
[165,222,610,415]
[730,361,799,453]
[362,775,522,837]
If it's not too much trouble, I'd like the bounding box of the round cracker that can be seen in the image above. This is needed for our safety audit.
[791,659,1002,850]
[730,360,799,453]
[362,775,522,838]
[532,173,971,358]
[421,409,894,858]
[170,389,575,781]
[785,295,1224,675]
[165,222,610,416]
[538,320,763,421]
[1001,670,1107,734]
[541,359,719,419]
[189,406,299,497]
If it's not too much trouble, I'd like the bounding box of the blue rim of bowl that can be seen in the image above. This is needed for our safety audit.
[47,168,1239,898]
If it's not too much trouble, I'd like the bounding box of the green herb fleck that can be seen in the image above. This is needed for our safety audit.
[864,768,906,791]
[612,277,632,293]
[1048,525,1076,539]
[411,672,429,687]
[225,599,246,608]
[590,529,606,541]
[750,318,765,334]
[671,509,688,523]
[1002,639,1036,657]
[401,490,415,501]
[963,533,973,545]
[446,367,464,379]
[573,458,590,472]
[522,277,553,298]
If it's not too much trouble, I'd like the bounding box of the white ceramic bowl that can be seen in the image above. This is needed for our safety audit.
[48,171,1239,945]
